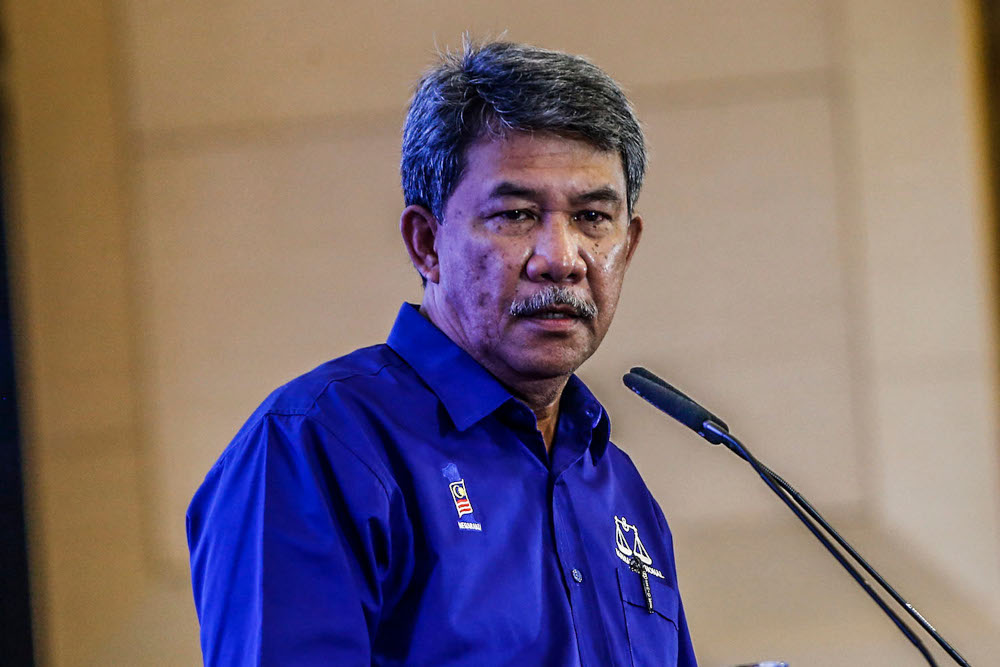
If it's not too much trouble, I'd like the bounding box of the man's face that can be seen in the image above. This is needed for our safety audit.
[419,132,642,385]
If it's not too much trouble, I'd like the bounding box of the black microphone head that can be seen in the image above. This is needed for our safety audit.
[628,367,729,433]
[623,372,710,431]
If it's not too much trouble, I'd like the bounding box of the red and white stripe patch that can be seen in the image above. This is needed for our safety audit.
[449,480,474,518]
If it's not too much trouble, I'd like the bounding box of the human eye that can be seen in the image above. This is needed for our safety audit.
[486,209,536,233]
[574,210,614,233]
[497,209,533,222]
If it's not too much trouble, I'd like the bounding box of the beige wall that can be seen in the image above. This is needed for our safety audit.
[4,0,998,664]
[842,0,1000,615]
[3,2,148,664]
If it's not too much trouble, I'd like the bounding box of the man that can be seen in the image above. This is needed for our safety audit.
[188,41,697,666]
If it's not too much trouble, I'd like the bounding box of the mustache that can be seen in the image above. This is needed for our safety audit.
[509,286,598,320]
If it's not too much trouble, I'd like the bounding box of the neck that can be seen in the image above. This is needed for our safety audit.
[506,376,568,452]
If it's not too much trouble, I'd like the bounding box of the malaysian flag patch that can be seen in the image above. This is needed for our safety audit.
[442,464,481,531]
[449,479,473,517]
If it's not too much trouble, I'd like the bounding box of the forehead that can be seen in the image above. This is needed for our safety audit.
[456,133,626,200]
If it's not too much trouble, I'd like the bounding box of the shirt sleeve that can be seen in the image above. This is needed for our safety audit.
[186,412,412,666]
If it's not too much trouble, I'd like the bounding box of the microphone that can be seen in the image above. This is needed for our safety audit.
[622,371,728,444]
[626,367,730,433]
[624,367,971,667]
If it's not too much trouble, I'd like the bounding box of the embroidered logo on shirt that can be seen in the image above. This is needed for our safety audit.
[616,515,664,614]
[614,516,664,580]
[450,480,473,517]
[442,463,482,532]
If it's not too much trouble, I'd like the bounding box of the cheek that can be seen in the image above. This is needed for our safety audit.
[441,237,489,281]
[479,243,530,285]
[444,233,530,295]
[590,246,625,278]
[601,238,631,267]
[588,244,630,300]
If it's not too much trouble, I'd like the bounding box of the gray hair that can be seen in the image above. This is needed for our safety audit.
[401,40,646,221]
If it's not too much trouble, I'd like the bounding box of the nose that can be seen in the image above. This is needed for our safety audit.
[524,216,586,283]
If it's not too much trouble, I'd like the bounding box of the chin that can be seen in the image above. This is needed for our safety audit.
[508,351,591,380]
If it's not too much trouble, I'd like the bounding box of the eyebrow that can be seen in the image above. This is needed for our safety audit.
[487,182,541,200]
[570,185,623,207]
[486,181,624,207]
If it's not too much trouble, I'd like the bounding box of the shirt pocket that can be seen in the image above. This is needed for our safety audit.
[616,565,680,667]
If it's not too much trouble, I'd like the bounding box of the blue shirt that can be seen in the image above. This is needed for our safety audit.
[187,303,697,666]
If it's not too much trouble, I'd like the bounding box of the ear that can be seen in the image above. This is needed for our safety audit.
[400,205,442,283]
[623,214,643,267]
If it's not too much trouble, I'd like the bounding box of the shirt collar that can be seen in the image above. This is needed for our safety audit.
[386,303,612,460]
[386,303,512,431]
[559,373,611,462]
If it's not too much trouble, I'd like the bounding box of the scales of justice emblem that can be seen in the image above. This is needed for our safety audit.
[615,515,665,614]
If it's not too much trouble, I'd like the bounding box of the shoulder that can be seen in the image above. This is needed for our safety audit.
[211,343,419,489]
[251,343,406,419]
[602,441,648,489]
[240,342,416,434]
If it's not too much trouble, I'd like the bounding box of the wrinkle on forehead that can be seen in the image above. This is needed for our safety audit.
[448,134,626,217]
[486,137,618,179]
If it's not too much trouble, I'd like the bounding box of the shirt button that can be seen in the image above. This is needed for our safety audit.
[571,568,584,583]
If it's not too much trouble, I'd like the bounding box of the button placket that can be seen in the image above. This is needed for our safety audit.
[550,478,576,591]
[549,472,616,665]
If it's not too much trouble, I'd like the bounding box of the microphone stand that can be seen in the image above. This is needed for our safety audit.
[715,427,972,667]
[623,369,973,666]
[701,422,941,667]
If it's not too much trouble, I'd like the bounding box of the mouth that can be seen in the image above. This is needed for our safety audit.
[525,305,584,319]
[514,304,592,334]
